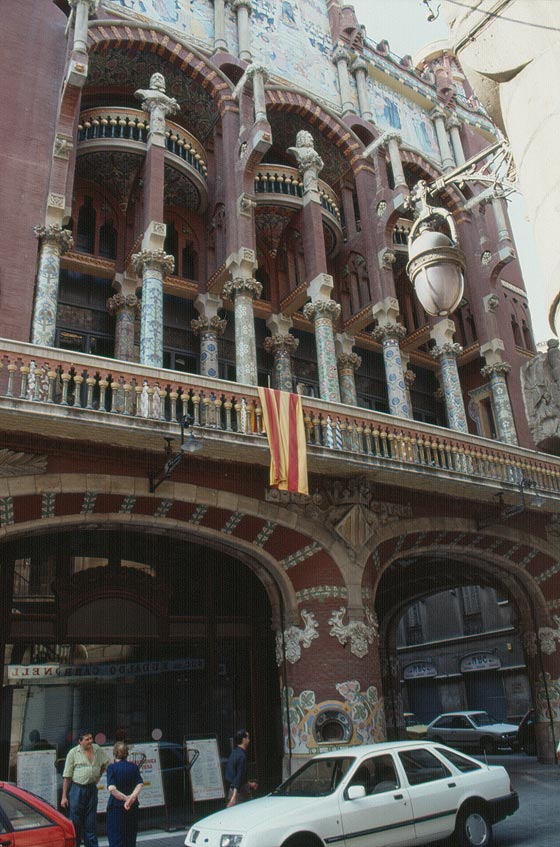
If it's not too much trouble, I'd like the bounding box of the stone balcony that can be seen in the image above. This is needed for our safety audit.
[77,108,208,212]
[1,338,559,509]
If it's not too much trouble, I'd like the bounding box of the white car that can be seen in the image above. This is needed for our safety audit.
[426,711,520,753]
[185,740,518,847]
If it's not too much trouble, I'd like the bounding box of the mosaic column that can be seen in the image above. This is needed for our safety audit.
[351,57,373,121]
[480,343,519,444]
[222,277,262,385]
[400,350,416,412]
[431,105,455,171]
[232,0,253,62]
[191,315,227,379]
[430,346,468,433]
[335,334,361,407]
[372,323,411,419]
[107,294,140,362]
[303,300,341,403]
[332,44,354,114]
[372,298,411,419]
[31,225,74,347]
[132,250,175,368]
[264,334,299,392]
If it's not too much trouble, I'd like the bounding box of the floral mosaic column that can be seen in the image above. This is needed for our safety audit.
[430,342,468,433]
[481,361,519,444]
[132,250,174,369]
[337,353,361,406]
[107,294,140,362]
[372,323,411,419]
[222,277,262,385]
[264,334,299,392]
[31,225,74,347]
[191,315,227,379]
[303,300,341,403]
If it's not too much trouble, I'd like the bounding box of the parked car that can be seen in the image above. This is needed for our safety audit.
[404,713,428,739]
[426,711,519,753]
[516,708,536,756]
[0,782,75,846]
[185,740,518,847]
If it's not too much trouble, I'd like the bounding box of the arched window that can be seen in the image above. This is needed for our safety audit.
[521,319,533,351]
[182,241,198,281]
[98,220,117,259]
[511,316,522,347]
[76,196,96,254]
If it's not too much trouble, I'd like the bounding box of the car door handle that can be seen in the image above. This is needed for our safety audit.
[448,782,456,788]
[393,794,404,799]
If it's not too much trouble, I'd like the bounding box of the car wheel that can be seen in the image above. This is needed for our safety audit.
[283,834,323,847]
[455,806,493,847]
[480,737,496,755]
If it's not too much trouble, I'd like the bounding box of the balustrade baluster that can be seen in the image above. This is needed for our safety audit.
[303,412,312,444]
[363,423,372,455]
[192,392,201,426]
[85,376,95,410]
[98,378,107,411]
[224,398,233,431]
[356,423,364,453]
[6,363,16,397]
[19,365,29,399]
[255,402,262,434]
[214,395,223,429]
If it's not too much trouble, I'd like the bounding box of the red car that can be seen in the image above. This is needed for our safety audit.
[0,783,75,847]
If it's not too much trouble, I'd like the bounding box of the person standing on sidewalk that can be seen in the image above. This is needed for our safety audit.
[225,729,258,807]
[61,730,108,847]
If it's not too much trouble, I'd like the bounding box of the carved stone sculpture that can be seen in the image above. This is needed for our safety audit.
[522,339,560,448]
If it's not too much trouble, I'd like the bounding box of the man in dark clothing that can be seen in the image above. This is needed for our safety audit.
[225,730,258,806]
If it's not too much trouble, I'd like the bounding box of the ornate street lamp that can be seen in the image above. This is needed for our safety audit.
[405,139,515,316]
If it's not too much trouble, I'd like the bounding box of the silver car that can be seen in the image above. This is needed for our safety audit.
[426,711,519,753]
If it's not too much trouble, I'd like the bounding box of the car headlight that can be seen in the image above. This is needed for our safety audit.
[187,829,199,844]
[220,836,244,847]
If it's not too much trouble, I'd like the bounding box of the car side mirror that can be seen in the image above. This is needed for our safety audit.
[347,785,366,800]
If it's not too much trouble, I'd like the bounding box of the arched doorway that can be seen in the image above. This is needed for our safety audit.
[2,527,282,826]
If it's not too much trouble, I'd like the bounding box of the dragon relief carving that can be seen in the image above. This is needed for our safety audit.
[328,606,379,658]
[275,609,319,665]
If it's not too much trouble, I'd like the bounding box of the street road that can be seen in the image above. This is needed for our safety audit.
[99,753,559,847]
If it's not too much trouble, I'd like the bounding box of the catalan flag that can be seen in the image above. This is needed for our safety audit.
[257,388,308,495]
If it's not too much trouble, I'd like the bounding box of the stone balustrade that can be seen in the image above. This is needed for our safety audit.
[1,340,559,497]
[77,108,208,178]
[254,165,341,222]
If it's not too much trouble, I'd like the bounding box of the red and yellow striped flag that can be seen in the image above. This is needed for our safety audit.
[257,388,308,496]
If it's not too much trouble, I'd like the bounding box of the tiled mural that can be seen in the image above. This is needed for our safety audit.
[105,0,215,43]
[367,76,441,162]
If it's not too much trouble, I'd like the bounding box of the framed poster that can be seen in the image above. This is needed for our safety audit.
[97,742,165,813]
[186,737,225,802]
[17,749,58,807]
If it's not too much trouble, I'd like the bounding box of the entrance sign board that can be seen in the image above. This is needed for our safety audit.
[17,749,58,807]
[186,737,225,801]
[460,653,501,672]
[97,742,165,813]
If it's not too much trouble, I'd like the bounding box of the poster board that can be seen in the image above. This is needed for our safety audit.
[186,737,225,802]
[97,742,165,813]
[17,749,58,807]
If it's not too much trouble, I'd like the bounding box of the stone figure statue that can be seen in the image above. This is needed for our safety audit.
[288,130,324,193]
[135,73,179,136]
[522,339,560,447]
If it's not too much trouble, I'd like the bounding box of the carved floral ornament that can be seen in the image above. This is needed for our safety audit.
[329,606,379,658]
[275,609,319,665]
[522,618,560,657]
[0,449,48,478]
[33,225,74,254]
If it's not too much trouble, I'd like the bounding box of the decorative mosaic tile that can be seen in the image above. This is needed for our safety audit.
[519,550,539,569]
[279,541,322,571]
[296,585,348,603]
[154,499,173,518]
[222,512,244,534]
[254,521,277,547]
[120,496,137,513]
[535,561,560,584]
[189,504,208,525]
[41,493,57,519]
[81,492,98,515]
[0,497,14,526]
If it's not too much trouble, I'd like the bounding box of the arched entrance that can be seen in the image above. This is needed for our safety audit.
[1,526,283,826]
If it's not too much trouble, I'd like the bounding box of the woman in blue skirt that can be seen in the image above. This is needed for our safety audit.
[106,742,144,847]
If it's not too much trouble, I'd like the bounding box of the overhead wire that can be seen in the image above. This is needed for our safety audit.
[441,0,560,33]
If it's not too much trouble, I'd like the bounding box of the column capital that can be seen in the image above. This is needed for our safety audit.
[430,316,457,348]
[245,62,269,83]
[332,44,351,65]
[191,315,227,336]
[34,225,74,254]
[430,342,463,360]
[446,113,462,130]
[106,293,140,315]
[337,352,362,372]
[69,0,100,12]
[303,299,341,323]
[194,291,224,320]
[481,361,511,378]
[404,368,416,388]
[264,334,299,355]
[371,322,407,343]
[223,276,262,301]
[430,104,448,122]
[232,0,253,12]
[350,56,368,76]
[267,312,293,336]
[131,249,175,277]
[372,296,400,326]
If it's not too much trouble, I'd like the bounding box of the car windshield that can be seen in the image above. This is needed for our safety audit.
[469,712,498,726]
[271,757,355,797]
